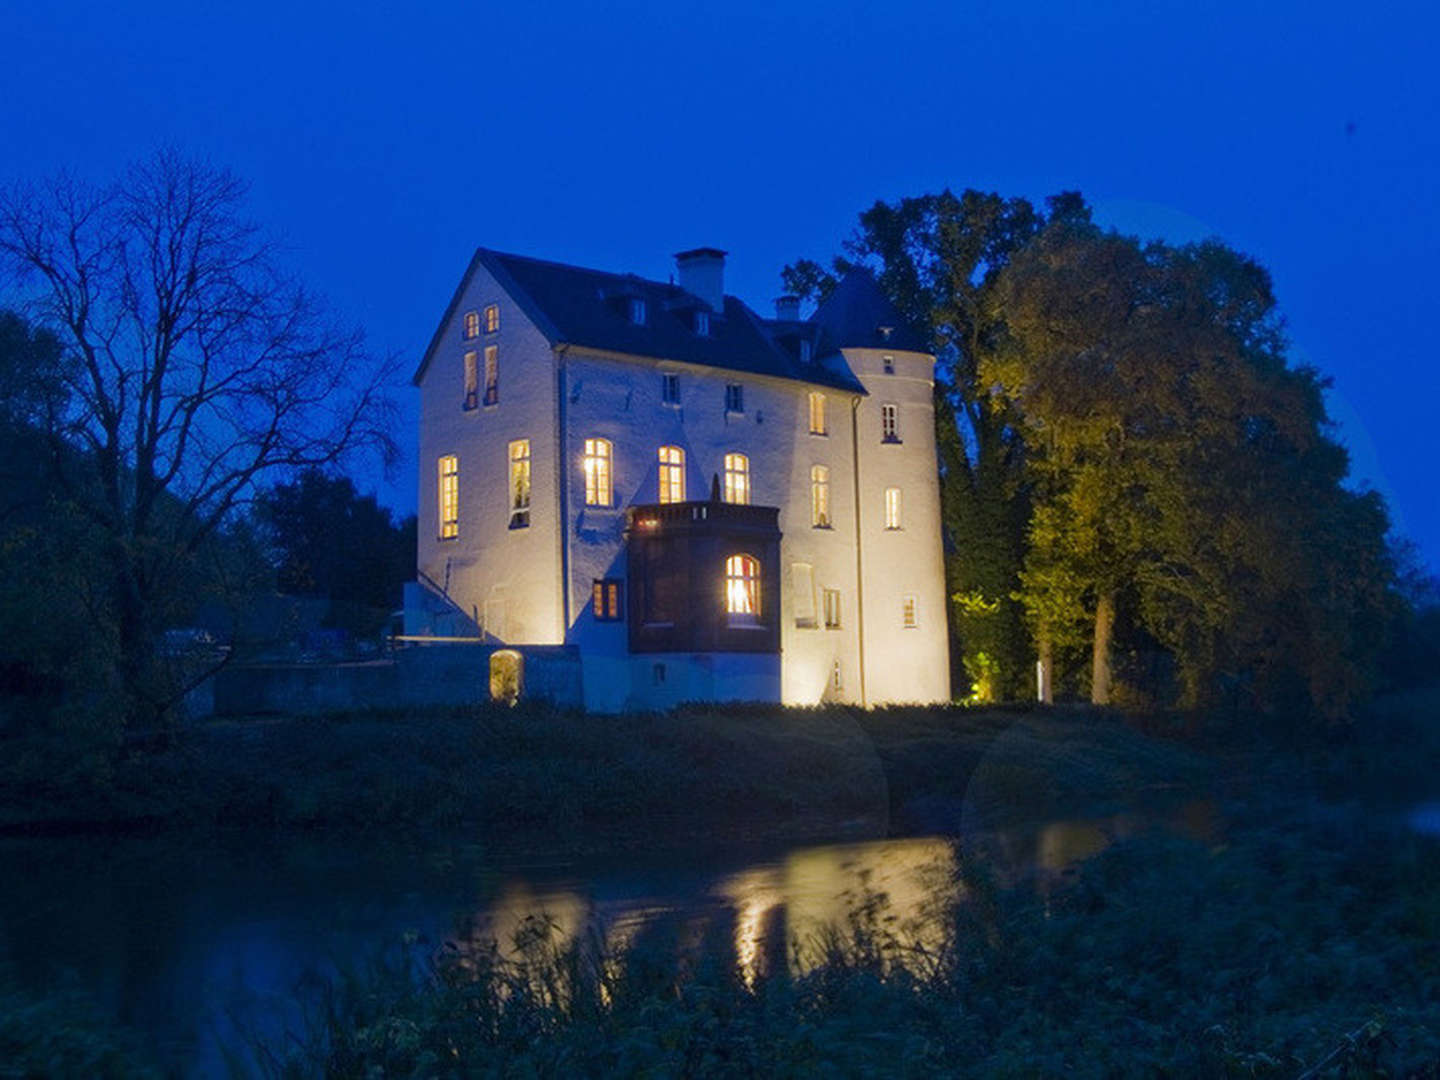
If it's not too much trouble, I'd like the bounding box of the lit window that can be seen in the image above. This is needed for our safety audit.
[725,554,761,619]
[463,351,478,410]
[509,439,530,528]
[695,310,710,336]
[792,563,816,628]
[658,445,685,503]
[723,452,750,505]
[463,311,479,340]
[438,455,459,539]
[661,372,680,405]
[583,438,612,506]
[592,579,623,621]
[823,588,841,629]
[881,403,900,442]
[630,297,647,325]
[808,391,827,435]
[883,354,895,374]
[725,383,744,413]
[884,487,902,530]
[902,595,918,628]
[484,346,499,406]
[810,465,830,528]
[484,304,500,333]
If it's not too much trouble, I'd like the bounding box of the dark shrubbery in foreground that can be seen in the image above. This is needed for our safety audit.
[0,702,1212,838]
[256,808,1440,1078]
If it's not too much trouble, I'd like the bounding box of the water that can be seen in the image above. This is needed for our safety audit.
[0,807,1213,1077]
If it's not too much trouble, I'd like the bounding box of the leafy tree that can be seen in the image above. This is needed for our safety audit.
[257,470,416,637]
[986,220,1396,717]
[783,190,1083,700]
[0,153,399,726]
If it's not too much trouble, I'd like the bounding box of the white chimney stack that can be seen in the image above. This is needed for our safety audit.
[774,295,801,321]
[674,248,727,313]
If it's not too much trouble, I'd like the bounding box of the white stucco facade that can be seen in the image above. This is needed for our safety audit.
[410,248,951,711]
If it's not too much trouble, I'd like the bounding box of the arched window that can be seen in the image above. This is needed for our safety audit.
[658,445,685,503]
[726,554,761,620]
[584,438,612,506]
[723,452,750,505]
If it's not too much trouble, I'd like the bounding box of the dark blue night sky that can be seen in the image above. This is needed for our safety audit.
[5,1,1437,571]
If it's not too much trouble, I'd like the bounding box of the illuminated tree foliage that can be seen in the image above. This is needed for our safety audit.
[784,190,1086,701]
[986,219,1396,716]
[0,153,398,726]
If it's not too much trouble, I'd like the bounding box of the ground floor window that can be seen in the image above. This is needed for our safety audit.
[593,578,623,621]
[489,649,523,704]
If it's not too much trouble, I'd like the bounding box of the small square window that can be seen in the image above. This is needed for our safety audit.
[592,579,623,621]
[661,372,680,405]
[484,304,500,334]
[725,383,743,413]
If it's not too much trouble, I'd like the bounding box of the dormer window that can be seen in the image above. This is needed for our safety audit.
[630,297,647,325]
[694,310,710,336]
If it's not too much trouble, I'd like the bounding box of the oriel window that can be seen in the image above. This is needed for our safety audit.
[583,438,612,506]
[509,439,530,528]
[658,445,685,504]
[725,554,761,620]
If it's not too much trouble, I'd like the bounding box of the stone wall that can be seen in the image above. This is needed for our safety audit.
[213,644,583,715]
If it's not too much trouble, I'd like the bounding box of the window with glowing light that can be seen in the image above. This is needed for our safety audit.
[823,588,841,629]
[438,455,459,539]
[810,465,830,528]
[509,440,530,528]
[592,578,623,621]
[484,346,499,406]
[463,351,478,410]
[881,403,900,442]
[583,438,612,506]
[463,310,479,340]
[884,487,902,530]
[723,452,750,505]
[808,391,827,435]
[725,554,761,621]
[902,594,918,628]
[484,304,499,333]
[658,445,685,503]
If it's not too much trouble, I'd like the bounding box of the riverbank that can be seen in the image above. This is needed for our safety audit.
[0,701,1215,843]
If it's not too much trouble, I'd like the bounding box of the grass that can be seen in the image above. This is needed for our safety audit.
[0,700,1216,843]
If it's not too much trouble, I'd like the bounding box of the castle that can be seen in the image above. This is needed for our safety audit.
[405,246,949,711]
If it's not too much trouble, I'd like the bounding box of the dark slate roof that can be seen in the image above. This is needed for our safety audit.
[414,248,868,394]
[809,269,931,354]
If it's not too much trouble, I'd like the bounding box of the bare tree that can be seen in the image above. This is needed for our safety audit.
[0,151,399,725]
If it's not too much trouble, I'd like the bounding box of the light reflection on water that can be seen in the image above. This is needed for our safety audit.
[0,804,1213,1077]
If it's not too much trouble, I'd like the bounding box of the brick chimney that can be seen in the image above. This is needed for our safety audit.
[674,248,727,313]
